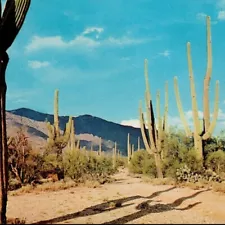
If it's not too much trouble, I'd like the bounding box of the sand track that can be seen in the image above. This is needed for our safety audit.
[7,169,225,224]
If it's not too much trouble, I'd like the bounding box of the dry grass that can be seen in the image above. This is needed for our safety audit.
[9,179,103,196]
[141,176,225,193]
[142,176,177,186]
[212,182,225,193]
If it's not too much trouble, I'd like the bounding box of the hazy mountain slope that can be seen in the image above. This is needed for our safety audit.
[7,108,145,155]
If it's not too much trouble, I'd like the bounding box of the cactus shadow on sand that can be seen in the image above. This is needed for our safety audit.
[30,186,198,224]
[103,189,209,224]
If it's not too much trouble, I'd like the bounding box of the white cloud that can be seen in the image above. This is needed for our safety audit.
[106,36,149,46]
[218,10,225,20]
[28,60,50,69]
[158,50,170,58]
[82,27,104,35]
[25,35,100,53]
[121,119,140,128]
[25,28,155,53]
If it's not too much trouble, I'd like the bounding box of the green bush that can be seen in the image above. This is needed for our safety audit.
[63,149,116,182]
[63,149,88,180]
[129,150,157,178]
[116,156,127,168]
[206,150,225,175]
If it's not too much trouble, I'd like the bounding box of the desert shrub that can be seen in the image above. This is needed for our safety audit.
[63,149,115,182]
[129,150,157,177]
[206,150,225,175]
[42,152,63,171]
[7,127,44,185]
[63,149,88,180]
[183,148,203,173]
[116,155,127,168]
[176,164,223,183]
[8,178,22,191]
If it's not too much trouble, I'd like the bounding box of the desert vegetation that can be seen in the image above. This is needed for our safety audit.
[0,0,224,223]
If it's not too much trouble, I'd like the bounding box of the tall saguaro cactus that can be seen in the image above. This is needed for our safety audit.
[139,59,169,178]
[174,16,219,164]
[46,90,73,157]
[0,0,31,223]
[127,133,131,164]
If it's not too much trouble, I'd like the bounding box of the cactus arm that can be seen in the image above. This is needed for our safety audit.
[70,119,75,150]
[203,80,219,140]
[46,122,55,140]
[76,139,80,149]
[156,90,162,153]
[173,77,192,136]
[60,116,72,144]
[203,16,212,131]
[187,42,201,135]
[144,59,157,150]
[139,101,152,154]
[131,144,134,157]
[127,133,131,162]
[0,0,31,51]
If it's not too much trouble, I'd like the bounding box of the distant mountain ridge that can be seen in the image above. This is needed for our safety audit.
[7,108,145,155]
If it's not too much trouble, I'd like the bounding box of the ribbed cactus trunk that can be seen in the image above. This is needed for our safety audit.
[137,136,140,151]
[70,119,75,150]
[0,0,31,223]
[139,59,168,178]
[173,16,219,166]
[127,133,131,164]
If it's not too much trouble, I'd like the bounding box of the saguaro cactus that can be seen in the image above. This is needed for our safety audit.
[113,142,117,169]
[46,90,73,157]
[137,136,140,151]
[139,59,169,178]
[98,137,102,156]
[174,16,219,164]
[127,133,131,164]
[0,0,31,223]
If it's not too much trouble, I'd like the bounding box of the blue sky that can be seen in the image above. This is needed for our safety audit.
[5,0,225,133]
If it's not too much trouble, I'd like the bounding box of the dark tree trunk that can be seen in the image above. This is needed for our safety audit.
[0,52,9,224]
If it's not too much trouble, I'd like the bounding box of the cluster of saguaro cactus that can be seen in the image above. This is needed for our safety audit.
[174,16,219,164]
[46,90,73,157]
[139,59,169,178]
[0,0,31,223]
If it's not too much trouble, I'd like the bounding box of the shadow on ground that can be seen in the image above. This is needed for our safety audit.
[32,187,209,224]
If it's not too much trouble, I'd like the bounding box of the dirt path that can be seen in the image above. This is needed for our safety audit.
[7,169,225,224]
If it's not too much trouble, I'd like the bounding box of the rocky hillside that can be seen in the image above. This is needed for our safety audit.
[6,108,145,155]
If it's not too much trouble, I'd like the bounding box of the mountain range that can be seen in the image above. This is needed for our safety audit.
[6,108,145,155]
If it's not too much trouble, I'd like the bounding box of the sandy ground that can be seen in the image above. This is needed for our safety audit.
[7,169,225,224]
